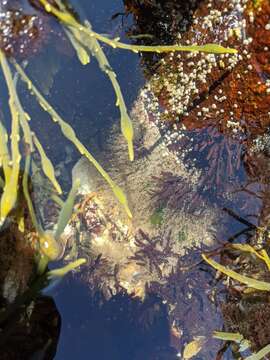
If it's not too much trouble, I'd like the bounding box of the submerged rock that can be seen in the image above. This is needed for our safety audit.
[58,0,270,356]
[131,0,270,205]
[59,93,223,356]
[0,174,61,359]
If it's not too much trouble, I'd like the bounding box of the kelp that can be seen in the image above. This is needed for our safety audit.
[202,253,270,291]
[245,344,270,360]
[47,258,86,279]
[40,0,237,164]
[213,331,270,359]
[0,0,238,226]
[40,0,237,53]
[23,153,82,262]
[0,0,239,280]
[0,120,11,181]
[0,51,21,225]
[54,179,80,240]
[213,331,251,352]
[13,60,133,218]
[33,135,62,195]
[205,244,270,356]
[231,243,270,271]
[213,331,245,342]
[182,337,206,359]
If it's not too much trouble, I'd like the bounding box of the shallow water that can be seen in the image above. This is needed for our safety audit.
[45,1,225,357]
[1,0,270,359]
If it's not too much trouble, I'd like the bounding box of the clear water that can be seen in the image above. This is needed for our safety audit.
[2,0,270,359]
[35,1,269,358]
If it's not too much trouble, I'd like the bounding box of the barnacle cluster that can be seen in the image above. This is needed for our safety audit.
[139,0,270,203]
[0,0,50,58]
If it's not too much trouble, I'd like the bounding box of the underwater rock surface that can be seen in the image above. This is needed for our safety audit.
[1,0,269,358]
[65,94,222,355]
[57,0,270,356]
[138,0,270,204]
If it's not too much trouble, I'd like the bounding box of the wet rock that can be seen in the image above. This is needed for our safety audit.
[0,296,61,360]
[132,0,270,203]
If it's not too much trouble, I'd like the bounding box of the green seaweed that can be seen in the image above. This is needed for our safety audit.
[178,226,188,242]
[47,258,86,279]
[150,207,164,226]
[245,344,270,360]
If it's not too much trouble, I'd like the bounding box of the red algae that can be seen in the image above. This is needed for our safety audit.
[136,0,270,205]
[148,0,270,137]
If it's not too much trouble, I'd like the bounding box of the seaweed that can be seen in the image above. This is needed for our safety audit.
[0,0,240,319]
[0,0,237,229]
[130,229,173,278]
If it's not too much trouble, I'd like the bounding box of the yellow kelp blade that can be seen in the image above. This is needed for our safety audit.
[0,51,21,223]
[23,155,61,262]
[213,331,244,342]
[39,0,237,54]
[40,0,236,164]
[68,20,135,162]
[14,61,132,218]
[231,243,270,271]
[54,179,80,240]
[38,0,78,27]
[63,27,90,65]
[33,134,62,194]
[22,154,42,233]
[183,337,206,359]
[47,258,86,279]
[0,120,11,181]
[202,254,270,291]
[120,110,134,161]
[213,331,251,352]
[13,77,34,152]
[245,344,270,360]
[38,231,63,261]
[91,34,238,54]
[260,249,270,271]
[53,0,90,65]
[0,102,21,222]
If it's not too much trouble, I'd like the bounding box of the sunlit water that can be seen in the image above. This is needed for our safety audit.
[35,1,268,359]
[1,0,269,359]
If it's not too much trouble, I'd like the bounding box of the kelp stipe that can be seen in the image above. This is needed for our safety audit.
[23,153,83,263]
[54,179,80,240]
[23,153,58,264]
